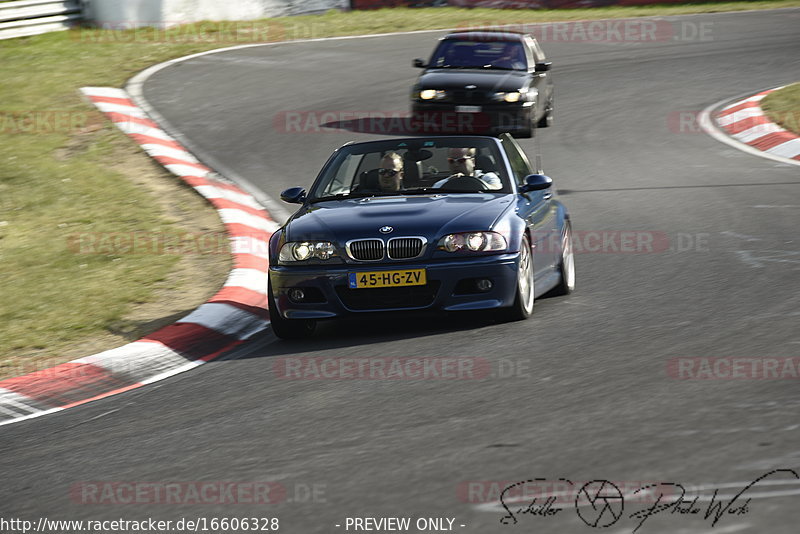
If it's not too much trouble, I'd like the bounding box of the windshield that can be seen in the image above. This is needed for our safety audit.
[429,40,527,71]
[309,137,512,201]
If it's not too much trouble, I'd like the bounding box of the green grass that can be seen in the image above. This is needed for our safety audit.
[0,35,223,369]
[0,129,180,361]
[761,82,800,135]
[1,1,798,373]
[67,1,800,46]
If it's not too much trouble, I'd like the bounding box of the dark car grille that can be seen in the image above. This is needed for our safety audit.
[347,238,426,261]
[452,90,488,104]
[348,239,384,261]
[388,238,424,259]
[335,282,441,311]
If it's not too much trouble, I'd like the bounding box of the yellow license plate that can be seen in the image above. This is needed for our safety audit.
[348,269,426,289]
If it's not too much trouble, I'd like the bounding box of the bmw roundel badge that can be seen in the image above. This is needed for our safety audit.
[379,226,393,234]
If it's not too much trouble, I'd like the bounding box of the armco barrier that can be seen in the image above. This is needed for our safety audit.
[351,0,732,8]
[0,0,83,40]
[85,0,347,28]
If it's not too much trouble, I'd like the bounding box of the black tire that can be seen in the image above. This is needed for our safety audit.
[504,233,535,321]
[268,277,316,340]
[550,220,575,297]
[515,120,533,139]
[537,94,554,128]
[511,109,535,139]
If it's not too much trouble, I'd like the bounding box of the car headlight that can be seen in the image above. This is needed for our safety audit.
[493,91,524,103]
[279,241,337,262]
[438,232,507,253]
[419,89,447,100]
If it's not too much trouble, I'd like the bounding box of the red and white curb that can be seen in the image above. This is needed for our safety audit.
[0,87,277,426]
[703,86,800,165]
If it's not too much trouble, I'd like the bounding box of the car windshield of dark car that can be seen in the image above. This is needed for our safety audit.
[308,138,512,201]
[429,40,527,71]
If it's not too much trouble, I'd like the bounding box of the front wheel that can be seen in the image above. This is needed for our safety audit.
[268,277,316,340]
[537,94,554,128]
[550,220,575,296]
[515,113,534,139]
[503,233,535,321]
[515,125,533,139]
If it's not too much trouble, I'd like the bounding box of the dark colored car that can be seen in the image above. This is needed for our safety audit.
[267,134,574,339]
[411,30,553,138]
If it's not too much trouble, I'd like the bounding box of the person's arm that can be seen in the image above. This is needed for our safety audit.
[476,170,502,190]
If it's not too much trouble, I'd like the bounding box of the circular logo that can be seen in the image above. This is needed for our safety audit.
[575,480,624,528]
[379,226,393,234]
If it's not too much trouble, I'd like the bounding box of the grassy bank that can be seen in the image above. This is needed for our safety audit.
[761,82,800,135]
[1,0,798,378]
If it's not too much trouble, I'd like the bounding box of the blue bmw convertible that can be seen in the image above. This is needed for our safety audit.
[268,134,574,339]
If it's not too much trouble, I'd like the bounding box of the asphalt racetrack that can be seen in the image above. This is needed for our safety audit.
[2,8,800,534]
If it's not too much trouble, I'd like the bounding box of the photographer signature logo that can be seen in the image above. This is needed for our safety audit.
[576,480,624,527]
[491,469,799,532]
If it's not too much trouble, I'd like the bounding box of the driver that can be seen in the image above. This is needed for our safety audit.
[434,148,502,190]
[377,152,404,192]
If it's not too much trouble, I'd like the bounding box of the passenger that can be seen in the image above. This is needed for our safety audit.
[491,43,526,70]
[434,148,502,190]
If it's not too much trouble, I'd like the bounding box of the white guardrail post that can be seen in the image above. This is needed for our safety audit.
[0,0,83,40]
[0,0,349,39]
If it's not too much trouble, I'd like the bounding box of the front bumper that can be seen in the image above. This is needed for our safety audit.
[410,102,533,135]
[269,253,522,320]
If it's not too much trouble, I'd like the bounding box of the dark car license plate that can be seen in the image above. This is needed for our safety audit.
[348,269,427,289]
[456,105,482,113]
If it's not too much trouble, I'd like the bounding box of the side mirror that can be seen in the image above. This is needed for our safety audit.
[280,187,306,204]
[413,58,427,68]
[534,62,551,73]
[519,174,552,193]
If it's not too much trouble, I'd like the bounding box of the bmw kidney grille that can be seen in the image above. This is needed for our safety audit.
[346,237,426,261]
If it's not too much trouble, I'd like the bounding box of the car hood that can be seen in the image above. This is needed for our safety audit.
[285,195,514,243]
[417,69,528,92]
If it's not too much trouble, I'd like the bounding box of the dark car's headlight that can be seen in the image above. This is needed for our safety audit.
[492,91,525,103]
[279,241,337,263]
[438,232,507,253]
[419,89,448,101]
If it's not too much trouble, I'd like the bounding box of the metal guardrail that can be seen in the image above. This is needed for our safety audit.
[0,0,83,40]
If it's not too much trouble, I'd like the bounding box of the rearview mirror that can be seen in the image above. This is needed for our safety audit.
[534,62,552,73]
[413,58,427,68]
[403,149,433,162]
[280,187,306,204]
[519,174,552,193]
